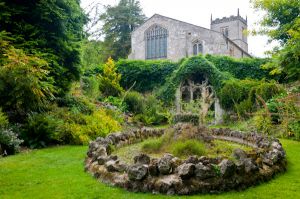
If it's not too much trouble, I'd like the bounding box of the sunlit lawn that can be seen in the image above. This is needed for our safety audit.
[0,139,299,199]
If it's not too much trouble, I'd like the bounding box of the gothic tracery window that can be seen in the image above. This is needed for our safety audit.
[146,25,168,59]
[193,41,203,55]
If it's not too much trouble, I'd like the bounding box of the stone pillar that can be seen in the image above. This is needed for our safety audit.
[214,98,224,124]
[175,86,181,113]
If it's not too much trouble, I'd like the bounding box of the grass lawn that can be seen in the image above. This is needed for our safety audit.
[0,139,299,199]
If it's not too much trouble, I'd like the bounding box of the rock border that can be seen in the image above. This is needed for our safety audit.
[85,127,287,195]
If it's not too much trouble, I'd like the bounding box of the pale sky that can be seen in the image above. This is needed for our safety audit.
[81,0,276,57]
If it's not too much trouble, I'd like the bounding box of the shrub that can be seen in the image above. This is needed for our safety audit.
[0,46,54,120]
[123,91,144,114]
[252,110,273,135]
[266,93,300,139]
[99,57,123,97]
[170,140,206,158]
[103,96,126,111]
[219,79,285,118]
[23,113,62,148]
[0,128,23,156]
[117,59,179,92]
[133,94,168,125]
[22,105,121,147]
[56,94,94,115]
[81,76,100,99]
[0,109,8,128]
[52,107,121,145]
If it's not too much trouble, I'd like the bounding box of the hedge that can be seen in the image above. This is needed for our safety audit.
[116,59,179,92]
[205,54,274,80]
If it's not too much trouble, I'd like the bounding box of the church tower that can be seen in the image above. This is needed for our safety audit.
[210,9,248,53]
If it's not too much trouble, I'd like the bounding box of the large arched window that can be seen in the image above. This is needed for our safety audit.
[146,25,168,59]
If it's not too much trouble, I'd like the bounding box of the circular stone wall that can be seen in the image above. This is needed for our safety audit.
[85,126,287,195]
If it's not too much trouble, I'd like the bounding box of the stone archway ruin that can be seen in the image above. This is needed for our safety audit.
[175,76,224,124]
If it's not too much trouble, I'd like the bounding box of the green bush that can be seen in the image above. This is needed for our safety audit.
[133,94,168,125]
[170,140,206,158]
[0,46,55,120]
[23,113,62,148]
[22,105,121,147]
[56,95,94,115]
[123,91,144,114]
[266,93,300,139]
[117,59,179,92]
[99,57,123,97]
[0,128,23,155]
[219,79,284,117]
[0,109,8,128]
[81,76,100,99]
[50,107,121,145]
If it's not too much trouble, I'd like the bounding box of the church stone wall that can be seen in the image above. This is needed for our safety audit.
[129,14,249,61]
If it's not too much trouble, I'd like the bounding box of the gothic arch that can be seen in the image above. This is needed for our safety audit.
[145,25,168,59]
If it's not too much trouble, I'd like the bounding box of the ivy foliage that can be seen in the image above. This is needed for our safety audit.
[157,55,230,104]
[117,59,179,92]
[205,54,274,80]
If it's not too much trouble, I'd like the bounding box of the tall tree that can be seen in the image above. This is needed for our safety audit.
[100,0,146,60]
[0,0,87,94]
[252,0,300,81]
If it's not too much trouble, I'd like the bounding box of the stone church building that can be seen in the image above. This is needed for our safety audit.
[129,10,251,61]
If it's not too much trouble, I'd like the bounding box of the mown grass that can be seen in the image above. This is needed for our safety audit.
[0,139,299,199]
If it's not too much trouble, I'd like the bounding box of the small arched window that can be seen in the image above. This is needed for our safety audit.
[146,25,168,59]
[193,41,203,55]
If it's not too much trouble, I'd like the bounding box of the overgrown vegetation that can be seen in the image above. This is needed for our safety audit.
[219,79,285,117]
[117,59,179,92]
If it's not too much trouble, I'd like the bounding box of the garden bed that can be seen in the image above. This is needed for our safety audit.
[85,124,287,195]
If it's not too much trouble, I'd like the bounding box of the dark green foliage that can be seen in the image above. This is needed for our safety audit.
[219,79,285,117]
[133,94,168,125]
[81,76,100,99]
[170,140,206,158]
[123,91,144,114]
[122,91,168,125]
[100,0,146,60]
[0,0,87,94]
[117,59,179,92]
[23,113,61,148]
[56,95,94,115]
[205,54,274,80]
[0,109,8,128]
[157,55,229,104]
